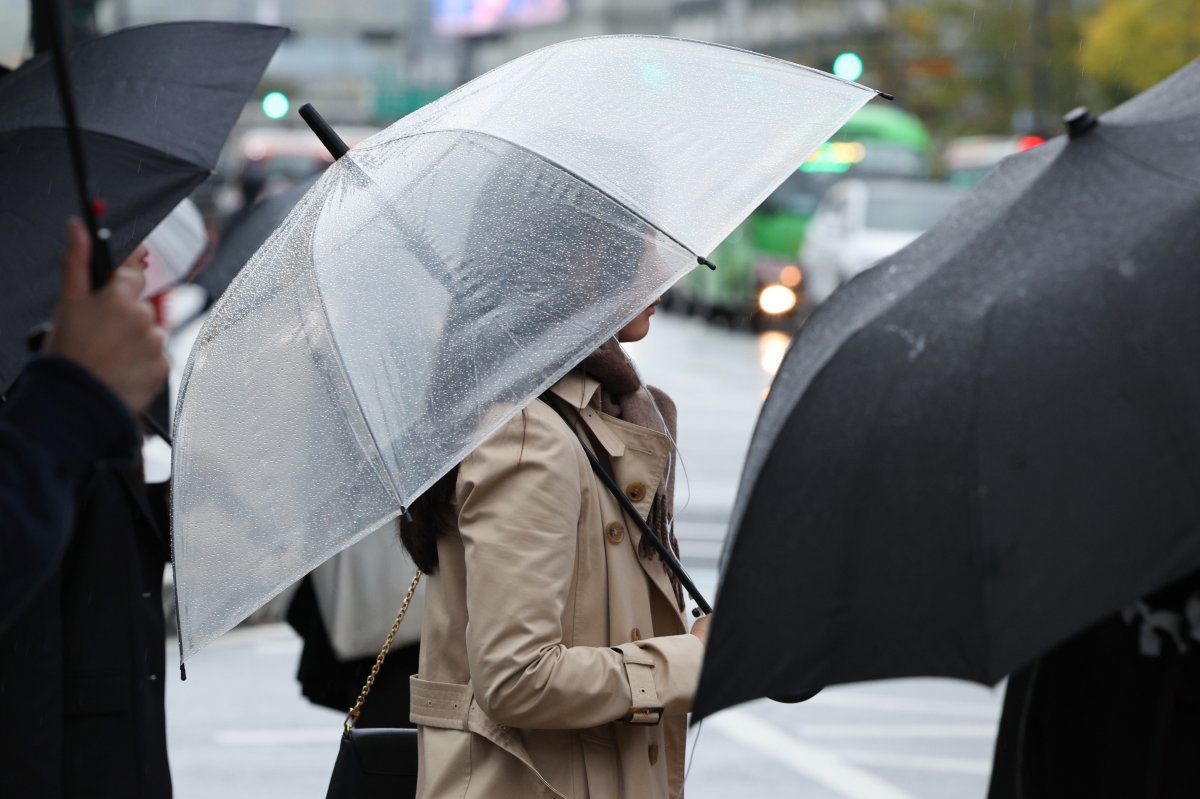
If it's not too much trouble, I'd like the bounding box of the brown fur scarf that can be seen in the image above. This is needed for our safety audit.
[581,339,684,608]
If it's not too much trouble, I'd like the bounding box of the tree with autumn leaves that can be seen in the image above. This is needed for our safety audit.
[880,0,1196,139]
[1079,0,1200,101]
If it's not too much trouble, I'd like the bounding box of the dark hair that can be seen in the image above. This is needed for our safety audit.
[398,465,458,574]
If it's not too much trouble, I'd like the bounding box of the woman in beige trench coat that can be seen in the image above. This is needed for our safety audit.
[401,301,709,799]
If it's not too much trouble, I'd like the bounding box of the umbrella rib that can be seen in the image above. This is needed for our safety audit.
[293,218,407,513]
[1100,134,1200,190]
[361,127,703,265]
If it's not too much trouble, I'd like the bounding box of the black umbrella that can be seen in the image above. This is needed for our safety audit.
[694,60,1200,720]
[0,20,286,388]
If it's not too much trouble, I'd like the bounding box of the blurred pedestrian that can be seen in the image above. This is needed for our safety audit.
[0,220,173,797]
[1,220,167,629]
[288,522,422,728]
[402,302,709,799]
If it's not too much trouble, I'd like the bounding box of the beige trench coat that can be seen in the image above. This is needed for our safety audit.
[411,370,703,799]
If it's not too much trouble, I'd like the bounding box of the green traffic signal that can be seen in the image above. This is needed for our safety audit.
[832,52,864,82]
[262,91,290,120]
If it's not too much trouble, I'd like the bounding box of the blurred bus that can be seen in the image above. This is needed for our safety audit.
[667,103,933,327]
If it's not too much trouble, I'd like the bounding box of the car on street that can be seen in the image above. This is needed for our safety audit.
[799,178,964,306]
[666,103,935,328]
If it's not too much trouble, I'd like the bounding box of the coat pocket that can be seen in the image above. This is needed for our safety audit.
[579,728,621,799]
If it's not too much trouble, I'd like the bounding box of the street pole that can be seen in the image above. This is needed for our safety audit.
[1031,0,1053,133]
[30,0,97,53]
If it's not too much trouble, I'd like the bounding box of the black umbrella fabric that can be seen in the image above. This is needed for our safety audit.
[695,61,1200,720]
[0,21,286,387]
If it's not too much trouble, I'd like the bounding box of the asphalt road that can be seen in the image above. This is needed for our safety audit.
[166,311,1004,798]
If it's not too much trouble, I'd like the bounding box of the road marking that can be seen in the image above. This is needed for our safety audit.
[829,748,992,776]
[798,723,997,739]
[706,709,916,799]
[215,728,336,746]
[805,691,1001,719]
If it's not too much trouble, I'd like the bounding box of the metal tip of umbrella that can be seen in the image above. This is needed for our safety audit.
[299,103,349,160]
[1064,106,1099,139]
[876,91,896,102]
[698,256,717,271]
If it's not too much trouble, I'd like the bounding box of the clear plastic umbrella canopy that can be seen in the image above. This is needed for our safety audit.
[172,35,876,660]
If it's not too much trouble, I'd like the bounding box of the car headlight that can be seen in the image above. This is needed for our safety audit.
[758,284,798,315]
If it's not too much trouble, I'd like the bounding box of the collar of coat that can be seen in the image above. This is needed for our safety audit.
[547,372,627,457]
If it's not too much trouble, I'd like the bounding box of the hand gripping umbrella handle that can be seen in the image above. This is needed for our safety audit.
[581,445,713,616]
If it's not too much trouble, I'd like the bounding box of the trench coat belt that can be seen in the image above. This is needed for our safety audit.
[409,676,570,799]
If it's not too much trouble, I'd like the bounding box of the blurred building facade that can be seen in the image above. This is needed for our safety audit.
[3,0,1107,136]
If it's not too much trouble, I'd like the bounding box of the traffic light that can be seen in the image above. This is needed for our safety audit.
[261,91,290,120]
[832,52,864,82]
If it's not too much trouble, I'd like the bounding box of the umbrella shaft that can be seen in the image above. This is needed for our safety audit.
[45,0,113,288]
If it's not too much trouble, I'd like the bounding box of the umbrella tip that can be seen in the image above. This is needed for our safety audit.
[1064,106,1099,139]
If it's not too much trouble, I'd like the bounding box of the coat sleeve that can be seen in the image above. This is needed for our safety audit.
[456,402,703,730]
[0,356,140,633]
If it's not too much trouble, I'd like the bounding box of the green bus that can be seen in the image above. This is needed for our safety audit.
[668,103,933,327]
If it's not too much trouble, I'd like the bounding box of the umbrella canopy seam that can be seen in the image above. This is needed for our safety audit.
[0,126,208,170]
[1099,131,1200,190]
[355,126,703,263]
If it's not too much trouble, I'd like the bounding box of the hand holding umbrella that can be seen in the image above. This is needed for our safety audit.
[46,219,169,415]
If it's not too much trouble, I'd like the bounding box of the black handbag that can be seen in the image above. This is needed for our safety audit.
[326,570,423,799]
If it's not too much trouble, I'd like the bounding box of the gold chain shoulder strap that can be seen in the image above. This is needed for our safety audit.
[344,569,423,733]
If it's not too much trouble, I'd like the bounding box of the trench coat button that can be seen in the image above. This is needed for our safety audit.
[605,521,625,544]
[631,627,642,642]
[625,482,647,502]
[648,742,659,765]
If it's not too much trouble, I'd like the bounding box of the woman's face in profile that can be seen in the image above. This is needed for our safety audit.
[617,297,661,343]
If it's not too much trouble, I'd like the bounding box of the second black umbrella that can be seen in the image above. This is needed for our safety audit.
[696,60,1200,720]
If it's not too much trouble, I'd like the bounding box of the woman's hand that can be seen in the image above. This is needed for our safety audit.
[690,613,712,645]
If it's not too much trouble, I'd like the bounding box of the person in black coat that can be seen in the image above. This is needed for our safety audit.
[989,572,1200,799]
[0,221,172,797]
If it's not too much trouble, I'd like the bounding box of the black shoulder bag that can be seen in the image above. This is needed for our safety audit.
[326,570,422,799]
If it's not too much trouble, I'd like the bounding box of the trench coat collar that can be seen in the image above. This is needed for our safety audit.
[547,370,601,411]
[548,372,626,458]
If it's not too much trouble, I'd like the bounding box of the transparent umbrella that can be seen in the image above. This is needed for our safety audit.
[171,35,878,662]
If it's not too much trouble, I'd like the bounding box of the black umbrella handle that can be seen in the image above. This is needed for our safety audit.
[300,103,349,160]
[581,445,713,616]
[44,0,113,289]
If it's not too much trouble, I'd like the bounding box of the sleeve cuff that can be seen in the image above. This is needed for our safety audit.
[4,355,141,472]
[614,646,665,725]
